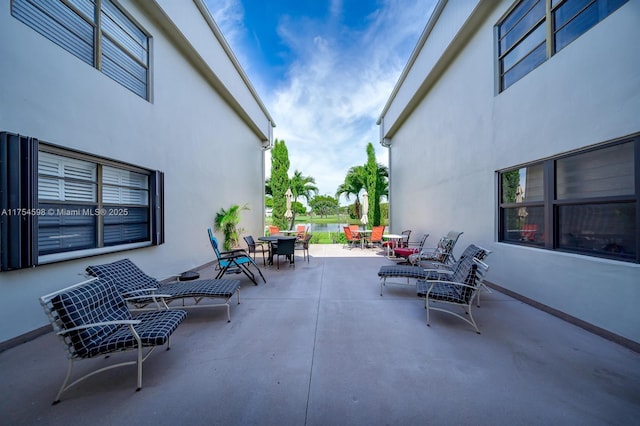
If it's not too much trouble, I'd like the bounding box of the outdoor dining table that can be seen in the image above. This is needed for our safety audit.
[382,234,404,258]
[356,229,372,248]
[258,236,297,265]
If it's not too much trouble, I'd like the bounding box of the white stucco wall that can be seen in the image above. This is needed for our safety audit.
[0,1,270,343]
[381,0,640,343]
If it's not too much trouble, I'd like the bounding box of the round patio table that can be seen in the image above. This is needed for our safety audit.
[258,236,297,265]
[382,234,404,258]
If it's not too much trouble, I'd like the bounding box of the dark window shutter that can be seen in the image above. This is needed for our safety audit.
[0,132,38,271]
[150,170,164,245]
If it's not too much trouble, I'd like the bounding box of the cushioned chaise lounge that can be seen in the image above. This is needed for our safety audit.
[40,277,187,404]
[86,258,240,322]
[378,244,490,296]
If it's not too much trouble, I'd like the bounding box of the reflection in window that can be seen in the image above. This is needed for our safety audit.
[498,137,638,262]
[496,0,628,91]
[558,203,636,260]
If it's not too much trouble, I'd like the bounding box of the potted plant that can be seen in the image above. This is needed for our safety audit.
[214,204,248,251]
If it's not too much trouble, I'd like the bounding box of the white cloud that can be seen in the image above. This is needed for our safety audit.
[206,0,436,200]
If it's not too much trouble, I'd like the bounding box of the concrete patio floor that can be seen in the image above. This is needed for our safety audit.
[1,244,639,425]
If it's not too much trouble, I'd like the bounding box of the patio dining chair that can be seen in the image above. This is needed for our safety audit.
[268,225,281,236]
[209,229,266,285]
[366,225,385,248]
[295,233,313,262]
[244,235,269,266]
[272,237,296,269]
[343,226,361,249]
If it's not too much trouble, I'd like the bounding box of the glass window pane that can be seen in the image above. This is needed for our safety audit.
[500,0,539,36]
[103,206,149,246]
[38,152,97,202]
[67,0,95,22]
[554,0,594,29]
[502,206,545,246]
[103,166,149,205]
[12,0,94,65]
[556,142,634,200]
[499,0,544,52]
[502,23,546,71]
[502,42,546,89]
[554,1,599,51]
[558,203,636,259]
[502,165,544,203]
[38,203,97,254]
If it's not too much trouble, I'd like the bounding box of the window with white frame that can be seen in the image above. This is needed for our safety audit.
[0,132,164,271]
[496,0,628,92]
[12,0,150,99]
[498,135,638,263]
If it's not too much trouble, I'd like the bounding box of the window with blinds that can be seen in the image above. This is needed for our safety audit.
[498,136,638,263]
[12,0,150,99]
[1,131,164,270]
[37,152,152,254]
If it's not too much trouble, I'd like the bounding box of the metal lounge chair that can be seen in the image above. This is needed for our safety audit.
[383,229,411,250]
[377,244,490,297]
[409,230,463,266]
[393,233,429,262]
[86,258,241,322]
[208,229,267,285]
[40,277,187,404]
[417,244,492,306]
[417,258,490,334]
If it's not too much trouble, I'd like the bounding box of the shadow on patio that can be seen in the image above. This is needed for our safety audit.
[1,244,639,425]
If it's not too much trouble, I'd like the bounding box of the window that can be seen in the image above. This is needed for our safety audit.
[498,135,639,263]
[0,132,164,271]
[496,0,628,91]
[12,0,150,99]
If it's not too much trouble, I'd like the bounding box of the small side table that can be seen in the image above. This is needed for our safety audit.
[178,271,200,281]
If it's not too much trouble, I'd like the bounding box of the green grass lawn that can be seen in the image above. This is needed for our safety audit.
[265,214,387,244]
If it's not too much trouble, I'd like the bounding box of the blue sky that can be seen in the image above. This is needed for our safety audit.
[204,0,436,199]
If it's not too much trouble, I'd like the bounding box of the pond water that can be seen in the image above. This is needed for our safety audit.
[307,223,349,233]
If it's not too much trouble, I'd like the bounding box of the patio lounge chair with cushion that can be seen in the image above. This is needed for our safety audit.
[383,229,411,250]
[417,244,492,306]
[343,226,361,249]
[416,258,489,334]
[40,277,187,404]
[209,229,267,285]
[409,230,463,266]
[377,243,490,297]
[393,233,429,262]
[86,258,241,322]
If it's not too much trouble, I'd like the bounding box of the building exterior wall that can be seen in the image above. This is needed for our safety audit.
[0,1,271,343]
[380,0,640,343]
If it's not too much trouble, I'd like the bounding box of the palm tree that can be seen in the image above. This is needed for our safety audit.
[336,165,367,219]
[214,204,248,250]
[289,170,318,229]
